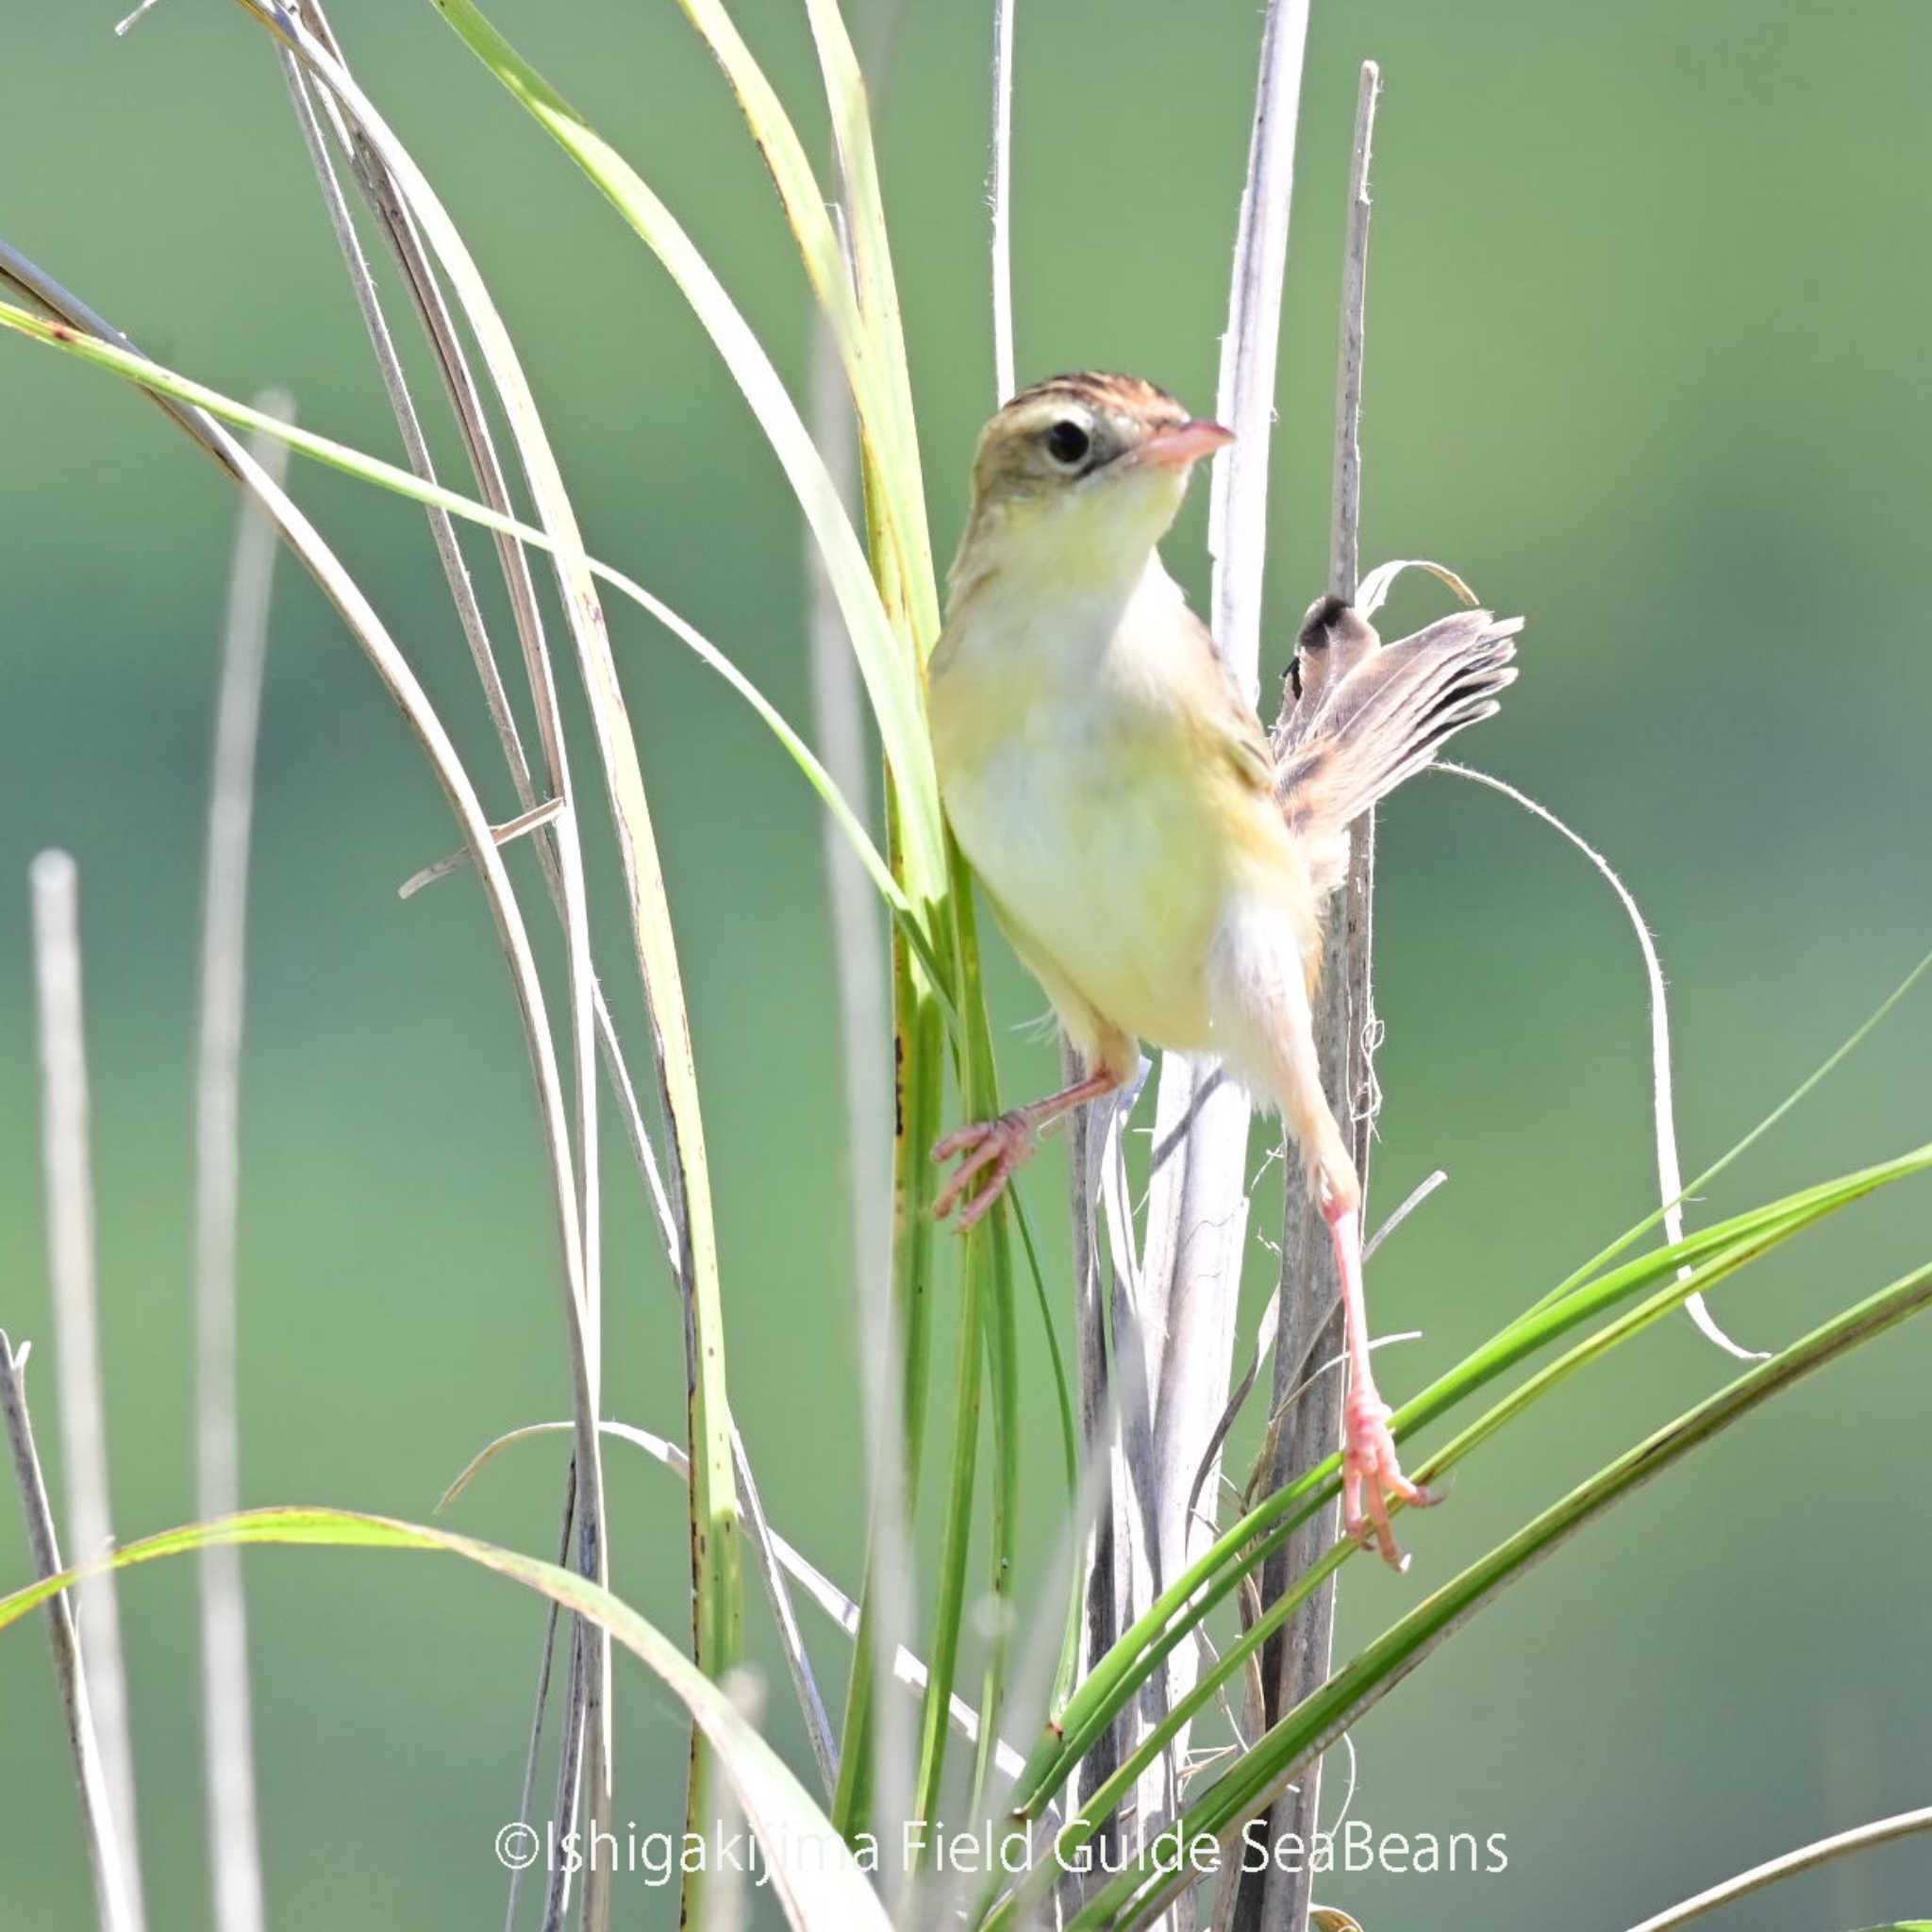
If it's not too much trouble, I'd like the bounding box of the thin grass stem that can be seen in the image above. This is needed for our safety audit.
[1435,759,1764,1361]
[989,0,1016,403]
[298,6,840,1809]
[193,404,291,1932]
[802,122,918,1841]
[31,852,148,1932]
[1241,58,1377,1932]
[1620,1806,1932,1932]
[260,27,616,1913]
[0,1331,142,1932]
[0,297,911,927]
[1135,1,1314,1892]
[2,251,608,1921]
[1065,1259,1932,1928]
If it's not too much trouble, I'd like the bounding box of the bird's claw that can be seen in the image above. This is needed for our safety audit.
[1341,1388,1433,1572]
[931,1111,1038,1230]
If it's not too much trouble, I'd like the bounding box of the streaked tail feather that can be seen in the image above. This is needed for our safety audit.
[1275,605,1522,890]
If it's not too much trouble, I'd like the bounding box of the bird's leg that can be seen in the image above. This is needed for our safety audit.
[932,1067,1124,1232]
[1325,1190,1434,1569]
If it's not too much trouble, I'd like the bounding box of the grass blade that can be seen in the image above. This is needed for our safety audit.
[675,0,938,652]
[799,0,941,645]
[0,246,611,1908]
[423,0,945,886]
[1621,1807,1932,1932]
[1061,1257,1932,1927]
[1008,1141,1932,1836]
[0,1510,891,1932]
[0,296,908,925]
[234,15,753,1806]
[1436,758,1763,1361]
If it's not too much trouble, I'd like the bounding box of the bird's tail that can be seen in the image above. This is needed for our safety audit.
[1274,599,1522,891]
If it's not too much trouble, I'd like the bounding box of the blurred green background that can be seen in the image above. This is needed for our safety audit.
[4,0,1930,1925]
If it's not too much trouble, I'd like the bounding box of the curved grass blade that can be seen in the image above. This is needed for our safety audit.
[1621,1805,1932,1932]
[1004,1142,1932,1835]
[1438,758,1761,1362]
[993,1213,1838,1920]
[0,1509,891,1932]
[0,298,915,934]
[440,1419,1036,1782]
[1518,938,1932,1328]
[231,14,751,1795]
[672,0,937,651]
[422,0,945,890]
[1058,1258,1932,1928]
[411,0,1023,1844]
[0,263,617,1900]
[798,0,940,645]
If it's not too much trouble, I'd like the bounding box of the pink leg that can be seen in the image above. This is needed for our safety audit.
[932,1069,1124,1232]
[1326,1194,1433,1570]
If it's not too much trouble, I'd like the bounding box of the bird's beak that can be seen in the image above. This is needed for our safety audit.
[1133,418,1235,470]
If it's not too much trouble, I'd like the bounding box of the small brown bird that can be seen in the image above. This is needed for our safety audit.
[925,373,1521,1564]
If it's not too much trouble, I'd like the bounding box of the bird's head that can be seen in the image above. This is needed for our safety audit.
[948,373,1233,603]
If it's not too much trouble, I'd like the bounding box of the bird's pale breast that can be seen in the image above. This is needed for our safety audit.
[931,573,1307,1058]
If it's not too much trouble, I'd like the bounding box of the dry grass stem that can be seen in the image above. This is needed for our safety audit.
[1621,1803,1932,1932]
[1,1331,142,1932]
[1240,58,1378,1932]
[397,797,568,900]
[803,292,903,1813]
[275,25,618,1902]
[292,0,836,1869]
[193,404,291,1932]
[440,1420,1024,1777]
[1130,5,1315,1898]
[281,33,619,1890]
[989,0,1017,403]
[1434,760,1762,1361]
[31,851,148,1932]
[2,239,609,1927]
[1325,64,1379,607]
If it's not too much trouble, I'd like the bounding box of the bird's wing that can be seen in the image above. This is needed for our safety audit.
[1178,605,1277,795]
[1276,608,1522,846]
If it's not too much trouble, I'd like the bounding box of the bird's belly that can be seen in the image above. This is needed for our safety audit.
[941,733,1230,1052]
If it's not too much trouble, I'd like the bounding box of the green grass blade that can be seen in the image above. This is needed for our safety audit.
[798,0,940,648]
[1523,939,1932,1325]
[417,0,1024,1851]
[225,17,750,1895]
[1059,1259,1932,1928]
[671,0,938,652]
[956,885,1020,1818]
[831,930,944,1853]
[1006,1144,1932,1832]
[995,1213,1838,1917]
[0,297,908,928]
[908,1249,984,1869]
[0,1509,888,1932]
[423,0,946,890]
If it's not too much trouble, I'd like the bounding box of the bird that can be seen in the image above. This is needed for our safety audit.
[924,371,1521,1566]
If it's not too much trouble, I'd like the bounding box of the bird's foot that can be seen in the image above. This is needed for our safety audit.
[1341,1387,1434,1572]
[931,1110,1040,1230]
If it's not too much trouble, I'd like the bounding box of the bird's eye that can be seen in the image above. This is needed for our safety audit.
[1044,419,1091,467]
